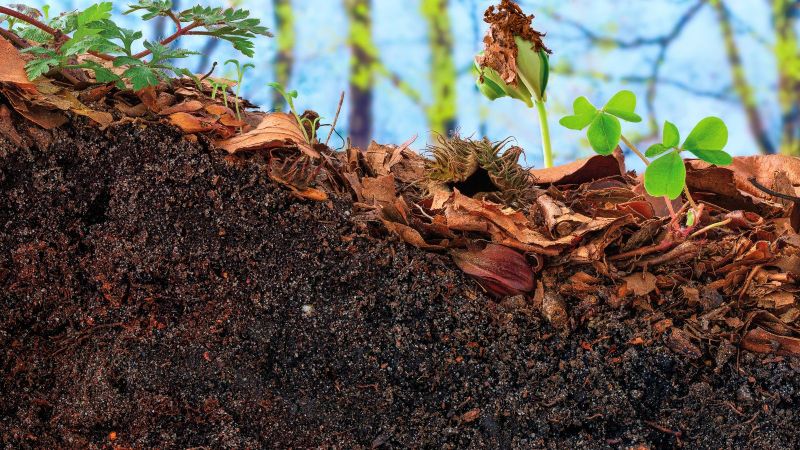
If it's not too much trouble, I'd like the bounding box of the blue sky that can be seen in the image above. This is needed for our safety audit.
[28,0,783,169]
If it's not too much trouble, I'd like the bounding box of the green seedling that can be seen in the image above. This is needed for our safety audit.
[268,82,318,145]
[474,2,553,168]
[224,59,254,121]
[0,1,270,91]
[209,79,230,108]
[560,90,731,221]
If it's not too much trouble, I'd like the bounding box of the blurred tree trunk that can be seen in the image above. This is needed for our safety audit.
[772,0,800,155]
[271,0,295,111]
[421,0,457,136]
[712,0,776,155]
[345,0,375,149]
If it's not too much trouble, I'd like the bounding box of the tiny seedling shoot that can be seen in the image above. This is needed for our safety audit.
[268,82,319,145]
[225,59,255,121]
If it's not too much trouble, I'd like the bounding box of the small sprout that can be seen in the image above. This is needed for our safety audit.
[473,0,554,168]
[268,81,316,144]
[224,59,254,122]
[209,79,230,108]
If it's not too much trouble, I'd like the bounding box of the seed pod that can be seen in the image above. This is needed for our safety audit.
[451,244,535,298]
[514,35,549,102]
[474,59,534,107]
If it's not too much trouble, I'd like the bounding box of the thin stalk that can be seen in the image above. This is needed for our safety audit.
[620,134,650,166]
[683,185,697,209]
[620,134,680,221]
[534,100,553,168]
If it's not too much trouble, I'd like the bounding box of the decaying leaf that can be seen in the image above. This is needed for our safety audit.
[623,272,657,297]
[530,153,624,185]
[216,112,319,158]
[0,37,34,89]
[741,327,800,356]
[169,112,217,134]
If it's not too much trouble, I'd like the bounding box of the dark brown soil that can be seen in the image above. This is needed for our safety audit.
[2,120,800,449]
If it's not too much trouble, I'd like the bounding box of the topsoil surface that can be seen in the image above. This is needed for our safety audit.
[2,120,800,449]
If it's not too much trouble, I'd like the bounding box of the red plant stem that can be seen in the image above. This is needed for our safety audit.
[0,6,60,38]
[132,21,202,59]
[0,27,28,48]
[88,50,115,61]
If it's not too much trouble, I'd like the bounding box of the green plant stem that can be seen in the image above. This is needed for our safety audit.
[689,217,731,239]
[534,100,553,168]
[620,134,650,166]
[620,134,680,219]
[683,185,697,209]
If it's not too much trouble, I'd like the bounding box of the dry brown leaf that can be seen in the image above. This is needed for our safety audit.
[218,114,247,128]
[666,328,702,358]
[0,37,33,89]
[757,291,795,310]
[741,327,800,356]
[530,152,624,185]
[205,104,235,116]
[158,100,204,116]
[361,175,397,208]
[689,155,800,198]
[382,219,443,250]
[169,112,216,134]
[623,272,657,297]
[215,112,319,158]
[2,87,67,129]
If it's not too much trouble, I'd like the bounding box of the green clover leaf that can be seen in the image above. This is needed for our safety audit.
[603,90,642,123]
[587,113,621,155]
[644,151,686,199]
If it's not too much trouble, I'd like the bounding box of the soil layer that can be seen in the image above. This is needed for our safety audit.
[2,121,800,449]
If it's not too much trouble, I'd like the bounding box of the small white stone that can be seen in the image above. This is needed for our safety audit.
[301,304,314,317]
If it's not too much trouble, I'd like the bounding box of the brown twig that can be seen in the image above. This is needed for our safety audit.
[325,91,345,147]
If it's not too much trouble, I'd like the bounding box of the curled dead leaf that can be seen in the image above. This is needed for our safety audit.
[623,272,657,297]
[158,100,204,116]
[169,112,216,134]
[530,152,625,186]
[215,112,319,158]
[741,327,800,356]
[0,37,33,89]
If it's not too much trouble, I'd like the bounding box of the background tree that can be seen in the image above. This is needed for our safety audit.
[271,0,295,111]
[345,0,375,149]
[421,0,457,135]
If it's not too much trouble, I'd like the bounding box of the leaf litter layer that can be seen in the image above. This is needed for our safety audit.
[0,16,800,446]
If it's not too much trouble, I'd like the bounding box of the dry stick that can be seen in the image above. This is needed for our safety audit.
[324,91,345,147]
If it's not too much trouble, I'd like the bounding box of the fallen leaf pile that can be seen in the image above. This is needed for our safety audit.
[335,136,800,359]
